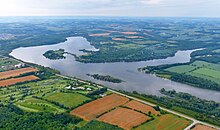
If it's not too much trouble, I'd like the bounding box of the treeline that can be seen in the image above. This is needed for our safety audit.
[87,88,108,96]
[142,65,220,91]
[170,73,220,91]
[120,90,220,126]
[31,64,60,79]
[87,74,123,83]
[76,45,177,63]
[191,47,220,63]
[0,104,82,130]
[43,49,66,60]
[32,96,69,110]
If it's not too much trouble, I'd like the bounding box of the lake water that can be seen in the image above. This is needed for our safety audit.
[10,37,220,102]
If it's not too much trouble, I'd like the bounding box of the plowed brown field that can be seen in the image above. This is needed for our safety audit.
[112,38,126,41]
[123,100,160,115]
[89,33,110,37]
[121,32,137,35]
[0,75,39,87]
[0,67,37,80]
[192,124,217,130]
[98,107,150,130]
[70,94,129,121]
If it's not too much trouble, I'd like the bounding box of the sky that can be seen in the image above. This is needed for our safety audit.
[0,0,220,17]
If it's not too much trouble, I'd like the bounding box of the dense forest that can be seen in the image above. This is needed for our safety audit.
[87,74,123,83]
[43,49,66,60]
[0,104,82,129]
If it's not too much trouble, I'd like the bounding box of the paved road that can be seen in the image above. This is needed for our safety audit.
[9,54,219,129]
[60,74,220,129]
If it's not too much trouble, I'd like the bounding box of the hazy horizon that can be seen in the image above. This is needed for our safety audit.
[0,0,220,17]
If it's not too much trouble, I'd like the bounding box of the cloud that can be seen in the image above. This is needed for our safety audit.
[140,0,162,5]
[0,0,219,17]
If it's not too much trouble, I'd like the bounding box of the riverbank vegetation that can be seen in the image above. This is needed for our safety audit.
[119,89,220,127]
[141,60,220,91]
[87,74,123,83]
[1,17,219,63]
[43,49,66,60]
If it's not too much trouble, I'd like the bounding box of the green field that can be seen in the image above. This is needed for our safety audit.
[15,97,65,113]
[43,92,91,108]
[193,68,220,78]
[165,65,196,73]
[134,114,190,130]
[165,61,220,84]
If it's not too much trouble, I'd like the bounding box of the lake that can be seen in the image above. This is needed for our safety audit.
[10,37,220,102]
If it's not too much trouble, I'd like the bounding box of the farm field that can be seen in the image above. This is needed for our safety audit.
[123,100,160,115]
[164,61,220,84]
[89,33,110,37]
[0,75,39,87]
[98,107,150,130]
[15,97,65,113]
[134,114,191,130]
[165,65,196,74]
[43,92,91,108]
[79,120,122,130]
[0,67,38,80]
[191,124,217,130]
[70,94,129,121]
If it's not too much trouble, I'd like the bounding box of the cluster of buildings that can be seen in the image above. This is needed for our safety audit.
[65,85,92,91]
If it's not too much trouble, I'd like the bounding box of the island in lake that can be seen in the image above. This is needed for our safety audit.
[43,49,66,60]
[87,74,123,83]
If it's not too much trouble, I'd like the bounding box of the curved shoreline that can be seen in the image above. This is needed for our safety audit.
[10,36,220,102]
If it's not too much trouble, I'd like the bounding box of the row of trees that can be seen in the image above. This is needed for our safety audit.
[127,90,220,126]
[0,104,82,129]
[143,64,220,91]
[87,74,123,83]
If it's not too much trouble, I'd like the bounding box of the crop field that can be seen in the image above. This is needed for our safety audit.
[0,67,38,80]
[89,33,110,37]
[98,107,150,130]
[43,92,91,108]
[193,68,220,79]
[134,114,190,130]
[165,61,220,84]
[165,65,196,74]
[120,32,137,35]
[15,97,65,113]
[0,75,39,87]
[123,100,160,115]
[70,94,129,121]
[191,124,217,130]
[112,38,126,41]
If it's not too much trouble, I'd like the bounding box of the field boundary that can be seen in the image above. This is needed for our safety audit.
[56,74,220,130]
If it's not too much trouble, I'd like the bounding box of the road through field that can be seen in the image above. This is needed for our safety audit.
[57,74,220,130]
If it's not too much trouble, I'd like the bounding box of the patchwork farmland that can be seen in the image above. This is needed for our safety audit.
[70,94,129,121]
[0,67,37,80]
[123,100,160,115]
[0,60,197,130]
[191,124,217,130]
[0,75,39,87]
[135,114,191,130]
[70,92,191,130]
[98,107,150,130]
